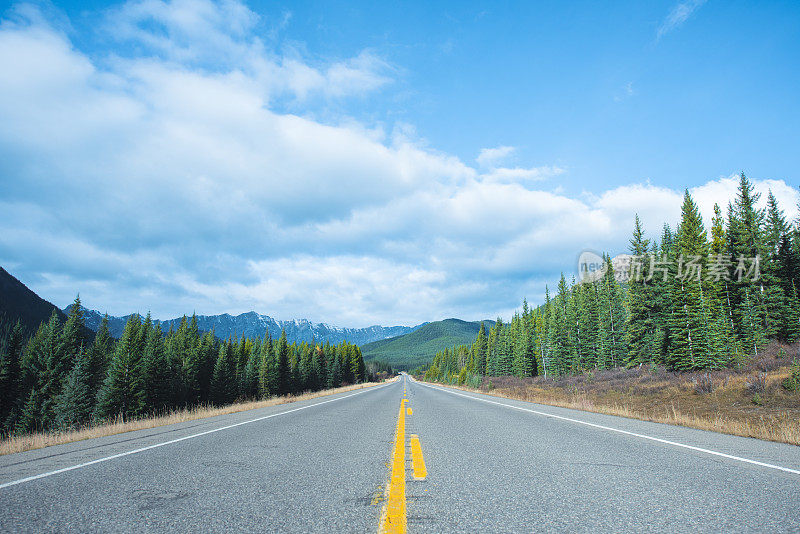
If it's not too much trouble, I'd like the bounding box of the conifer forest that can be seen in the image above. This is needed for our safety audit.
[0,304,368,435]
[423,174,800,384]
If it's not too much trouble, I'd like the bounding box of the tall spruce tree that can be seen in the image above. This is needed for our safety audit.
[55,347,95,430]
[0,320,24,431]
[625,215,658,366]
[95,315,145,421]
[275,330,290,395]
[211,341,237,405]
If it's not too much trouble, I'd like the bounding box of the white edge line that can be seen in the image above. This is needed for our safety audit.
[413,379,800,476]
[0,382,393,490]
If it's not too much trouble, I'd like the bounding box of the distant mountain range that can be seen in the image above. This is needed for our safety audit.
[2,264,487,366]
[65,305,422,347]
[361,318,495,370]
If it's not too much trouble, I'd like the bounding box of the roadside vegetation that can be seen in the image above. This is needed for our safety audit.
[0,302,385,445]
[417,174,800,443]
[441,343,800,444]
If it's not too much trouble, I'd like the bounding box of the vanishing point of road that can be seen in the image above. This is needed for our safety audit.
[1,374,799,533]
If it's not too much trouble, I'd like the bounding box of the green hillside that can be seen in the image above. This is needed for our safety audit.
[361,318,494,370]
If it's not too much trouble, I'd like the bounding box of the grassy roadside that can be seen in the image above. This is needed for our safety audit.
[0,382,382,456]
[421,343,800,446]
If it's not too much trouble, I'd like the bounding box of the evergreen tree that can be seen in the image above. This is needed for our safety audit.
[667,190,721,370]
[597,257,626,369]
[95,315,145,421]
[625,215,658,366]
[15,388,45,435]
[275,330,290,396]
[35,310,65,427]
[88,315,113,398]
[211,342,237,405]
[727,173,769,339]
[142,322,175,412]
[55,347,95,430]
[259,334,275,397]
[242,343,261,398]
[761,190,790,339]
[328,347,342,389]
[0,320,24,431]
[472,322,488,375]
[60,296,87,371]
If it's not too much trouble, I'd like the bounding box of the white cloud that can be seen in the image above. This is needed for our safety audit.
[657,0,706,41]
[476,145,515,168]
[1,1,797,327]
[481,165,564,184]
[691,175,800,225]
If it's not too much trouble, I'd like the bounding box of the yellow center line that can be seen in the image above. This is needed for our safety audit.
[379,398,407,534]
[409,434,427,481]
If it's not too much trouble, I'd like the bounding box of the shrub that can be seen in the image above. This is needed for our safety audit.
[746,372,767,394]
[782,360,800,392]
[693,372,714,394]
[751,393,763,406]
[465,373,482,389]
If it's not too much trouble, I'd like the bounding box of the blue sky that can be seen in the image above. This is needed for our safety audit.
[1,0,799,326]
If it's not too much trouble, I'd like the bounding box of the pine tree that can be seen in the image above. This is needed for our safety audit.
[54,347,95,430]
[328,347,342,389]
[727,173,769,341]
[312,345,327,391]
[667,190,721,370]
[36,310,65,427]
[597,257,626,369]
[472,322,488,375]
[243,343,261,398]
[95,315,146,421]
[275,330,290,396]
[142,322,175,412]
[761,190,789,339]
[60,296,87,371]
[625,215,658,366]
[577,283,600,369]
[15,388,45,435]
[259,334,275,397]
[211,342,237,405]
[740,287,766,357]
[88,315,113,397]
[0,320,24,431]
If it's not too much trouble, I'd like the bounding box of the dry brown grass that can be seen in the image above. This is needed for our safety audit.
[433,342,800,445]
[0,382,381,456]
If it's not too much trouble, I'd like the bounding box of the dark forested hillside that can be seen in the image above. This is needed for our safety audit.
[361,318,494,370]
[424,174,800,385]
[0,267,68,337]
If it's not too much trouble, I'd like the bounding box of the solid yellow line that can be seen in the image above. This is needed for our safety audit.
[409,434,427,481]
[380,399,407,534]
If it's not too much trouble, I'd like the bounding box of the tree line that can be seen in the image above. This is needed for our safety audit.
[424,173,800,383]
[0,304,372,435]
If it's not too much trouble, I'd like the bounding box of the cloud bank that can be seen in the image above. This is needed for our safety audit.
[0,0,796,327]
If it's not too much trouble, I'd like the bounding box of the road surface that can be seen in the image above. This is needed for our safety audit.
[1,374,799,532]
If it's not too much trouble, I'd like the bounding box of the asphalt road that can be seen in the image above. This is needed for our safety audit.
[1,375,799,533]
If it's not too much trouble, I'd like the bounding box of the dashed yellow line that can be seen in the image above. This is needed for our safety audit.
[409,435,427,481]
